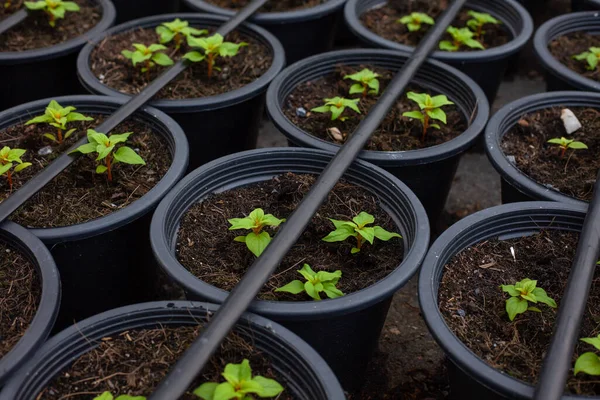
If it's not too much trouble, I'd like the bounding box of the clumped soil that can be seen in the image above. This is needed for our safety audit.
[0,114,171,228]
[204,0,324,12]
[176,173,404,301]
[0,241,41,359]
[284,65,467,151]
[501,107,599,202]
[0,0,101,52]
[549,32,600,82]
[90,27,272,100]
[360,0,510,50]
[40,326,294,400]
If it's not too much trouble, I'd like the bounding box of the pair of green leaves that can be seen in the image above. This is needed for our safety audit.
[576,335,600,377]
[466,10,500,38]
[398,12,435,32]
[156,18,207,50]
[573,47,600,71]
[276,264,344,301]
[24,0,79,27]
[122,44,174,73]
[25,100,93,143]
[311,97,361,121]
[343,68,380,97]
[183,33,247,77]
[402,92,454,128]
[440,26,485,52]
[93,393,144,400]
[547,137,588,158]
[501,278,557,321]
[0,147,31,188]
[229,208,285,257]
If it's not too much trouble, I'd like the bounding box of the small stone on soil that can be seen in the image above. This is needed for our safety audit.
[37,146,53,156]
[295,107,307,117]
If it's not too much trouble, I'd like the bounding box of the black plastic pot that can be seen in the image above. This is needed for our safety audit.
[77,13,285,171]
[113,0,179,24]
[0,301,346,399]
[573,0,600,11]
[419,202,589,400]
[485,91,591,207]
[266,49,489,227]
[149,147,430,391]
[0,95,188,330]
[0,222,60,386]
[344,0,533,102]
[182,0,346,64]
[0,0,115,112]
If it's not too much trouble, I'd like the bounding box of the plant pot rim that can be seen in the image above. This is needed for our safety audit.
[0,0,116,65]
[343,0,533,62]
[0,221,60,386]
[76,13,286,113]
[0,94,189,242]
[266,48,490,166]
[485,90,592,206]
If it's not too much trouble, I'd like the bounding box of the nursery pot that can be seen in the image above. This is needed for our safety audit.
[0,301,346,399]
[419,201,589,400]
[343,0,533,102]
[0,0,115,111]
[266,49,489,227]
[0,221,60,386]
[77,13,285,171]
[182,0,346,64]
[150,147,431,391]
[113,0,179,24]
[0,95,188,330]
[485,91,591,207]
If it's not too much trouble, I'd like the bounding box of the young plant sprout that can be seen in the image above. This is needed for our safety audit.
[70,129,146,182]
[402,92,454,141]
[156,18,207,51]
[194,359,284,400]
[439,26,484,51]
[398,12,435,32]
[322,211,401,254]
[466,10,500,40]
[276,264,344,301]
[25,100,93,144]
[121,44,174,79]
[0,147,31,192]
[501,278,557,321]
[183,33,247,78]
[93,393,145,400]
[24,0,80,27]
[573,47,600,71]
[344,68,380,97]
[311,97,361,121]
[574,335,600,376]
[4,0,11,8]
[547,137,588,158]
[228,208,285,257]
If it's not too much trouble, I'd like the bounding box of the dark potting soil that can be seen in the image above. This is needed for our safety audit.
[90,27,272,100]
[501,107,599,202]
[0,0,102,52]
[39,326,294,400]
[0,241,41,359]
[549,32,600,82]
[283,65,467,151]
[0,114,171,228]
[204,0,324,12]
[360,1,511,51]
[176,173,404,301]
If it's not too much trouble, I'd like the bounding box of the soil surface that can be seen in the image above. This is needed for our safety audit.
[0,113,171,228]
[501,107,599,202]
[549,32,600,82]
[0,0,101,52]
[40,325,294,400]
[176,173,404,301]
[283,65,467,151]
[360,0,510,51]
[90,27,272,100]
[204,0,324,12]
[0,241,41,359]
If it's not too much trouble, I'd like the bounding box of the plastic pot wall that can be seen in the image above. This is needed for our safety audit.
[573,0,600,10]
[266,49,489,227]
[419,202,589,399]
[0,222,60,386]
[77,13,285,172]
[0,0,115,111]
[150,147,430,392]
[344,0,533,102]
[0,301,346,399]
[113,0,179,24]
[0,95,188,331]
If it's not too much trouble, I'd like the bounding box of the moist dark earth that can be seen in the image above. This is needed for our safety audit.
[550,32,600,82]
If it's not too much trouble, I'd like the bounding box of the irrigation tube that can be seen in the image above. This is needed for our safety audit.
[146,1,468,399]
[0,9,27,36]
[534,172,600,400]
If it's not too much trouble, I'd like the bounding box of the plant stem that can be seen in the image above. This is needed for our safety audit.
[561,146,567,158]
[6,170,12,192]
[362,85,367,98]
[106,154,113,182]
[422,114,429,141]
[477,25,483,40]
[57,129,63,144]
[175,33,182,50]
[145,61,151,81]
[207,54,214,78]
[356,235,363,250]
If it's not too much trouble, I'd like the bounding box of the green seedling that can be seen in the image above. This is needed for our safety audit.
[70,129,145,182]
[24,0,79,27]
[0,147,31,192]
[575,335,600,376]
[93,393,145,400]
[439,26,485,51]
[573,47,600,71]
[184,33,247,78]
[156,18,207,50]
[547,137,588,158]
[311,97,361,121]
[228,208,285,257]
[276,264,344,301]
[25,100,93,144]
[402,92,454,141]
[466,10,500,40]
[344,68,380,97]
[322,211,401,254]
[398,12,435,32]
[501,278,557,321]
[121,43,174,79]
[4,0,11,8]
[194,359,284,400]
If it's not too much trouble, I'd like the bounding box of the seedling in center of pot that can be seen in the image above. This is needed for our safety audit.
[228,208,285,257]
[439,26,485,51]
[121,43,174,80]
[194,359,284,400]
[344,68,380,97]
[398,12,435,32]
[70,129,146,182]
[402,92,454,141]
[501,278,557,321]
[0,147,31,192]
[574,335,600,376]
[93,392,145,400]
[156,18,207,51]
[183,33,248,78]
[573,47,600,71]
[25,100,93,144]
[276,264,344,301]
[466,10,500,41]
[311,97,361,121]
[322,211,401,254]
[24,0,79,27]
[547,137,588,158]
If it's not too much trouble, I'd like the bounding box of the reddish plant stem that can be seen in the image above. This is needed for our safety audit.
[561,146,567,159]
[207,53,215,78]
[145,60,151,81]
[106,154,113,182]
[6,170,12,192]
[57,128,63,144]
[175,33,182,50]
[356,235,363,251]
[422,113,430,142]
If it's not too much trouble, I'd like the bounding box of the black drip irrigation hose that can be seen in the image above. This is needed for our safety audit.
[0,8,27,35]
[146,1,468,399]
[534,172,600,400]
